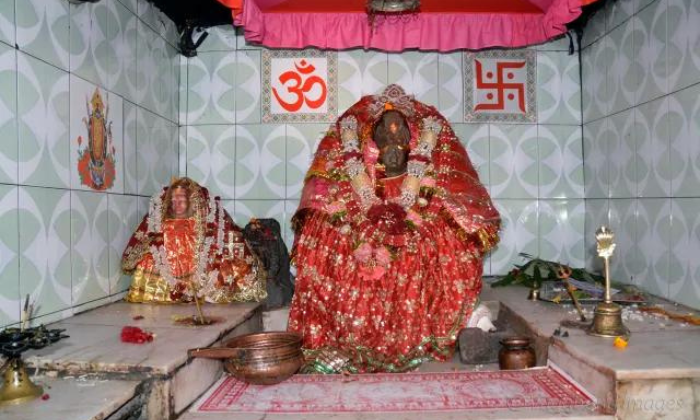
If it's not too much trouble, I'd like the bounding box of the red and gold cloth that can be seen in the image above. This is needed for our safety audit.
[122,178,266,304]
[289,86,500,372]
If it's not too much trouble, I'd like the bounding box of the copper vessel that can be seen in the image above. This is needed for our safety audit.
[498,336,536,370]
[188,332,303,385]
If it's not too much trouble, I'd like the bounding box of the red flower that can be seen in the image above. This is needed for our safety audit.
[367,203,407,235]
[120,326,154,344]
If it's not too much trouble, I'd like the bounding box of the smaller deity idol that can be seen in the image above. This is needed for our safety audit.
[122,177,267,303]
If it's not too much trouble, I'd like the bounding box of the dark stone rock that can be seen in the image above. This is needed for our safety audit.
[458,320,516,365]
[243,218,294,310]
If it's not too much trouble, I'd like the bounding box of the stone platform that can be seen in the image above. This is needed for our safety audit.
[1,375,140,420]
[4,301,263,420]
[481,284,700,420]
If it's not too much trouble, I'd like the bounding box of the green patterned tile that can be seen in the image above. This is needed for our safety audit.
[117,0,137,15]
[0,43,16,184]
[452,124,489,188]
[489,124,539,199]
[69,1,109,87]
[154,42,179,122]
[632,0,669,105]
[606,0,635,31]
[667,0,700,93]
[387,51,438,107]
[16,0,70,70]
[608,199,638,284]
[135,20,162,116]
[71,190,110,306]
[437,52,463,123]
[186,51,236,125]
[136,109,177,196]
[107,194,140,294]
[490,199,539,275]
[235,50,261,124]
[669,198,700,309]
[538,125,584,199]
[607,110,636,198]
[0,185,19,327]
[234,124,286,200]
[607,17,636,115]
[199,25,237,52]
[0,0,14,46]
[634,97,671,197]
[18,187,72,318]
[178,55,188,125]
[17,52,70,188]
[583,119,609,199]
[668,84,700,197]
[338,50,388,114]
[186,124,236,199]
[106,0,137,103]
[286,123,328,199]
[537,51,581,125]
[635,198,671,297]
[539,199,585,267]
[123,100,138,194]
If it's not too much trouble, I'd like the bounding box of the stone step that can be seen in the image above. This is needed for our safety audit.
[16,301,264,420]
[1,375,140,420]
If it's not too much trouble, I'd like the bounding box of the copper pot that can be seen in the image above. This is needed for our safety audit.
[498,336,536,370]
[188,332,304,385]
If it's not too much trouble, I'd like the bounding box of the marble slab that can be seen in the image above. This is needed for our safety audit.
[23,302,261,375]
[484,285,700,380]
[0,375,139,420]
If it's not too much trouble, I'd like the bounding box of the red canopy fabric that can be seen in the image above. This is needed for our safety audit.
[219,0,600,52]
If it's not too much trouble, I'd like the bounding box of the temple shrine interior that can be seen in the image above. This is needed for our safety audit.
[1,0,700,419]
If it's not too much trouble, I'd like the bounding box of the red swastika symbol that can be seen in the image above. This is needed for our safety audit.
[474,60,526,113]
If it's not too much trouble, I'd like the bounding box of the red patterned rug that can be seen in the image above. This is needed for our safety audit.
[196,368,592,413]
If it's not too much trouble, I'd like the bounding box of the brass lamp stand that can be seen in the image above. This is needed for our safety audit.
[587,226,629,338]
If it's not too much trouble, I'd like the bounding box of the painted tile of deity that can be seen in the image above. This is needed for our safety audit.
[69,76,123,192]
[464,49,537,123]
[262,49,338,123]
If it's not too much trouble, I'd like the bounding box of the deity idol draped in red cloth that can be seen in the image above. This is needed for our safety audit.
[122,177,267,304]
[288,85,501,372]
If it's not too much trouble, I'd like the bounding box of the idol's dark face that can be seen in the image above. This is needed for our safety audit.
[380,144,408,175]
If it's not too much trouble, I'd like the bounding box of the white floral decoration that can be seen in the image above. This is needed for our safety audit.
[147,194,163,233]
[344,157,365,178]
[407,161,427,178]
[421,116,443,135]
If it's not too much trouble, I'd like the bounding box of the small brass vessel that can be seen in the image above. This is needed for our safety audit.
[527,288,540,301]
[588,226,629,338]
[0,357,43,406]
[498,336,536,370]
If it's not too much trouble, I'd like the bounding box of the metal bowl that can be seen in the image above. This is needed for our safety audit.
[189,331,303,385]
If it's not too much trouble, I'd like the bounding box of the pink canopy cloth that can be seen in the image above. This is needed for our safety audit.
[216,0,601,52]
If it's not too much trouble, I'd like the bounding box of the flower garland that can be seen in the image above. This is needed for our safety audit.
[333,113,443,279]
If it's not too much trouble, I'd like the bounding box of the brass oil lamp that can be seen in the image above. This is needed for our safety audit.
[587,226,629,338]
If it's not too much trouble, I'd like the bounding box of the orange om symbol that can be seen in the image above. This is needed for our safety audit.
[272,59,328,112]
